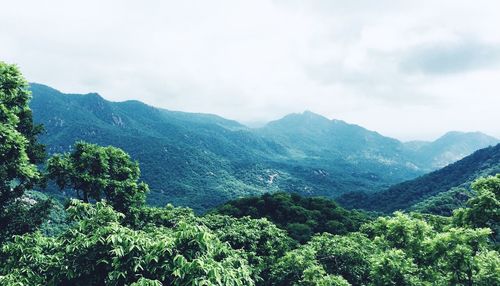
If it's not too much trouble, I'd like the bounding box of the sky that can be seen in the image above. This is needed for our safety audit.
[1,0,500,141]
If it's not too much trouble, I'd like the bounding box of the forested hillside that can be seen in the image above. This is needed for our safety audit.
[338,143,500,213]
[1,62,499,285]
[213,192,371,242]
[29,83,498,211]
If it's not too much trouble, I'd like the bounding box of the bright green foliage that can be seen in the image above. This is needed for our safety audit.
[308,233,375,285]
[0,201,255,285]
[473,250,500,285]
[269,247,321,285]
[424,227,493,285]
[0,61,48,244]
[453,174,500,239]
[1,176,500,285]
[130,278,163,285]
[299,265,350,286]
[47,141,149,213]
[202,214,294,282]
[361,212,433,259]
[369,249,421,286]
[128,203,197,229]
[269,233,372,285]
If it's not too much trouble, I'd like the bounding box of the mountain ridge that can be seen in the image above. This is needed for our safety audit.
[29,83,499,211]
[337,143,500,213]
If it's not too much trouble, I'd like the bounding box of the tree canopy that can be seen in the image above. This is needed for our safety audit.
[0,61,49,244]
[47,141,149,213]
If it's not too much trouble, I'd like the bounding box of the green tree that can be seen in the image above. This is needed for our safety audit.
[0,61,48,244]
[453,174,500,240]
[202,214,294,282]
[361,212,433,261]
[47,141,149,213]
[0,201,255,285]
[370,249,421,286]
[425,227,493,286]
[308,233,375,285]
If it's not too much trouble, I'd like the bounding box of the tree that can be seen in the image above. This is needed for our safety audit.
[47,141,148,213]
[453,174,500,240]
[0,201,255,285]
[309,233,375,285]
[370,249,421,286]
[202,214,294,282]
[0,61,47,244]
[425,227,493,285]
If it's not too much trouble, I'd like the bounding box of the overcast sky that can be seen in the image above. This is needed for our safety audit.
[2,0,500,140]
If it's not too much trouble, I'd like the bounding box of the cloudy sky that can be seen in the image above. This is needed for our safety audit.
[2,0,500,140]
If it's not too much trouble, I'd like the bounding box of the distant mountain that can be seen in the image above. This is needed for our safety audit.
[29,83,498,211]
[257,111,417,177]
[404,131,499,169]
[337,143,500,213]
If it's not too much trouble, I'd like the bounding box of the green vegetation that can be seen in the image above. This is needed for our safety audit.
[1,62,499,285]
[2,176,499,285]
[0,62,51,244]
[213,192,371,243]
[47,141,149,213]
[338,144,500,213]
[29,83,498,212]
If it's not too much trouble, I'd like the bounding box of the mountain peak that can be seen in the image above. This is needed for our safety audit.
[266,111,330,128]
[302,110,327,118]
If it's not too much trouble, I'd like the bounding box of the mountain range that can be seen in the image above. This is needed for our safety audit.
[29,83,499,211]
[337,143,500,213]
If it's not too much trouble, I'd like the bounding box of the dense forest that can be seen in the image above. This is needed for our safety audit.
[1,62,499,285]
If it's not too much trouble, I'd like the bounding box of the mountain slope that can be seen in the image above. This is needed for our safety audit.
[30,83,289,211]
[404,131,499,169]
[30,83,498,211]
[337,143,500,213]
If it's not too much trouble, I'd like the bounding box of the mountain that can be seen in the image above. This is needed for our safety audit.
[258,111,498,172]
[30,83,287,211]
[29,83,498,211]
[337,143,500,213]
[404,131,499,169]
[257,111,418,178]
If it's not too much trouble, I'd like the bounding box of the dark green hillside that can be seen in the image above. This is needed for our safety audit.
[338,143,500,213]
[213,192,371,243]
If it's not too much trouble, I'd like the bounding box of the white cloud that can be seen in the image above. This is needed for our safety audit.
[1,0,499,140]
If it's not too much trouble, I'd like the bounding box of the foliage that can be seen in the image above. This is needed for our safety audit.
[2,67,500,285]
[201,214,294,282]
[409,187,471,216]
[453,174,500,239]
[1,173,500,285]
[0,201,255,285]
[0,62,48,244]
[47,141,149,213]
[213,192,371,242]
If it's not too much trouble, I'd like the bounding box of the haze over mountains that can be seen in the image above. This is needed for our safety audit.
[29,83,499,211]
